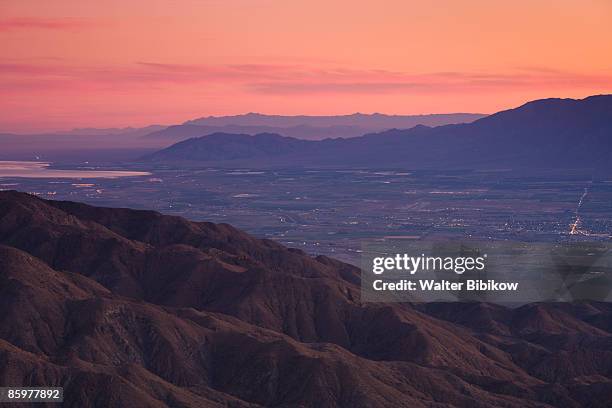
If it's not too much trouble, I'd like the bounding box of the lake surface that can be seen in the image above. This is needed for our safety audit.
[0,161,150,179]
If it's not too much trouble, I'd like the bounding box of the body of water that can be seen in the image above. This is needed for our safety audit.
[0,161,150,179]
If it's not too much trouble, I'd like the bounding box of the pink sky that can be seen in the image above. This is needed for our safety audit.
[1,0,612,132]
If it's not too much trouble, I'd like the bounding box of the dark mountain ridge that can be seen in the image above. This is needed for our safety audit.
[144,95,612,171]
[145,112,485,142]
[0,191,611,407]
[146,132,313,162]
[144,123,384,141]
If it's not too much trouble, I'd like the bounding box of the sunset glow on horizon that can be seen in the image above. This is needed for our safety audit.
[2,0,612,132]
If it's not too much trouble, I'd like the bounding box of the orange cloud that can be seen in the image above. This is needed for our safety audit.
[6,60,607,95]
[7,60,609,89]
[0,17,96,31]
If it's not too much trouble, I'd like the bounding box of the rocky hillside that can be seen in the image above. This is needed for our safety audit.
[0,191,611,407]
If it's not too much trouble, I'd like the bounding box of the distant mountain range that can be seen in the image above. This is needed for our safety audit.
[145,123,390,141]
[146,112,485,141]
[0,112,483,160]
[144,95,612,171]
[56,125,166,137]
[1,191,611,406]
[185,112,486,128]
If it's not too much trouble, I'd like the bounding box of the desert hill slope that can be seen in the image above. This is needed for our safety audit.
[0,191,611,407]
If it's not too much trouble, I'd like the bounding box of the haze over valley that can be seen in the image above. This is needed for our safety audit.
[2,96,611,265]
[0,112,484,161]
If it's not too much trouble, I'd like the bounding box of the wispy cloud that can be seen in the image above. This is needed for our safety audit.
[1,60,611,96]
[247,69,612,95]
[0,17,97,32]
